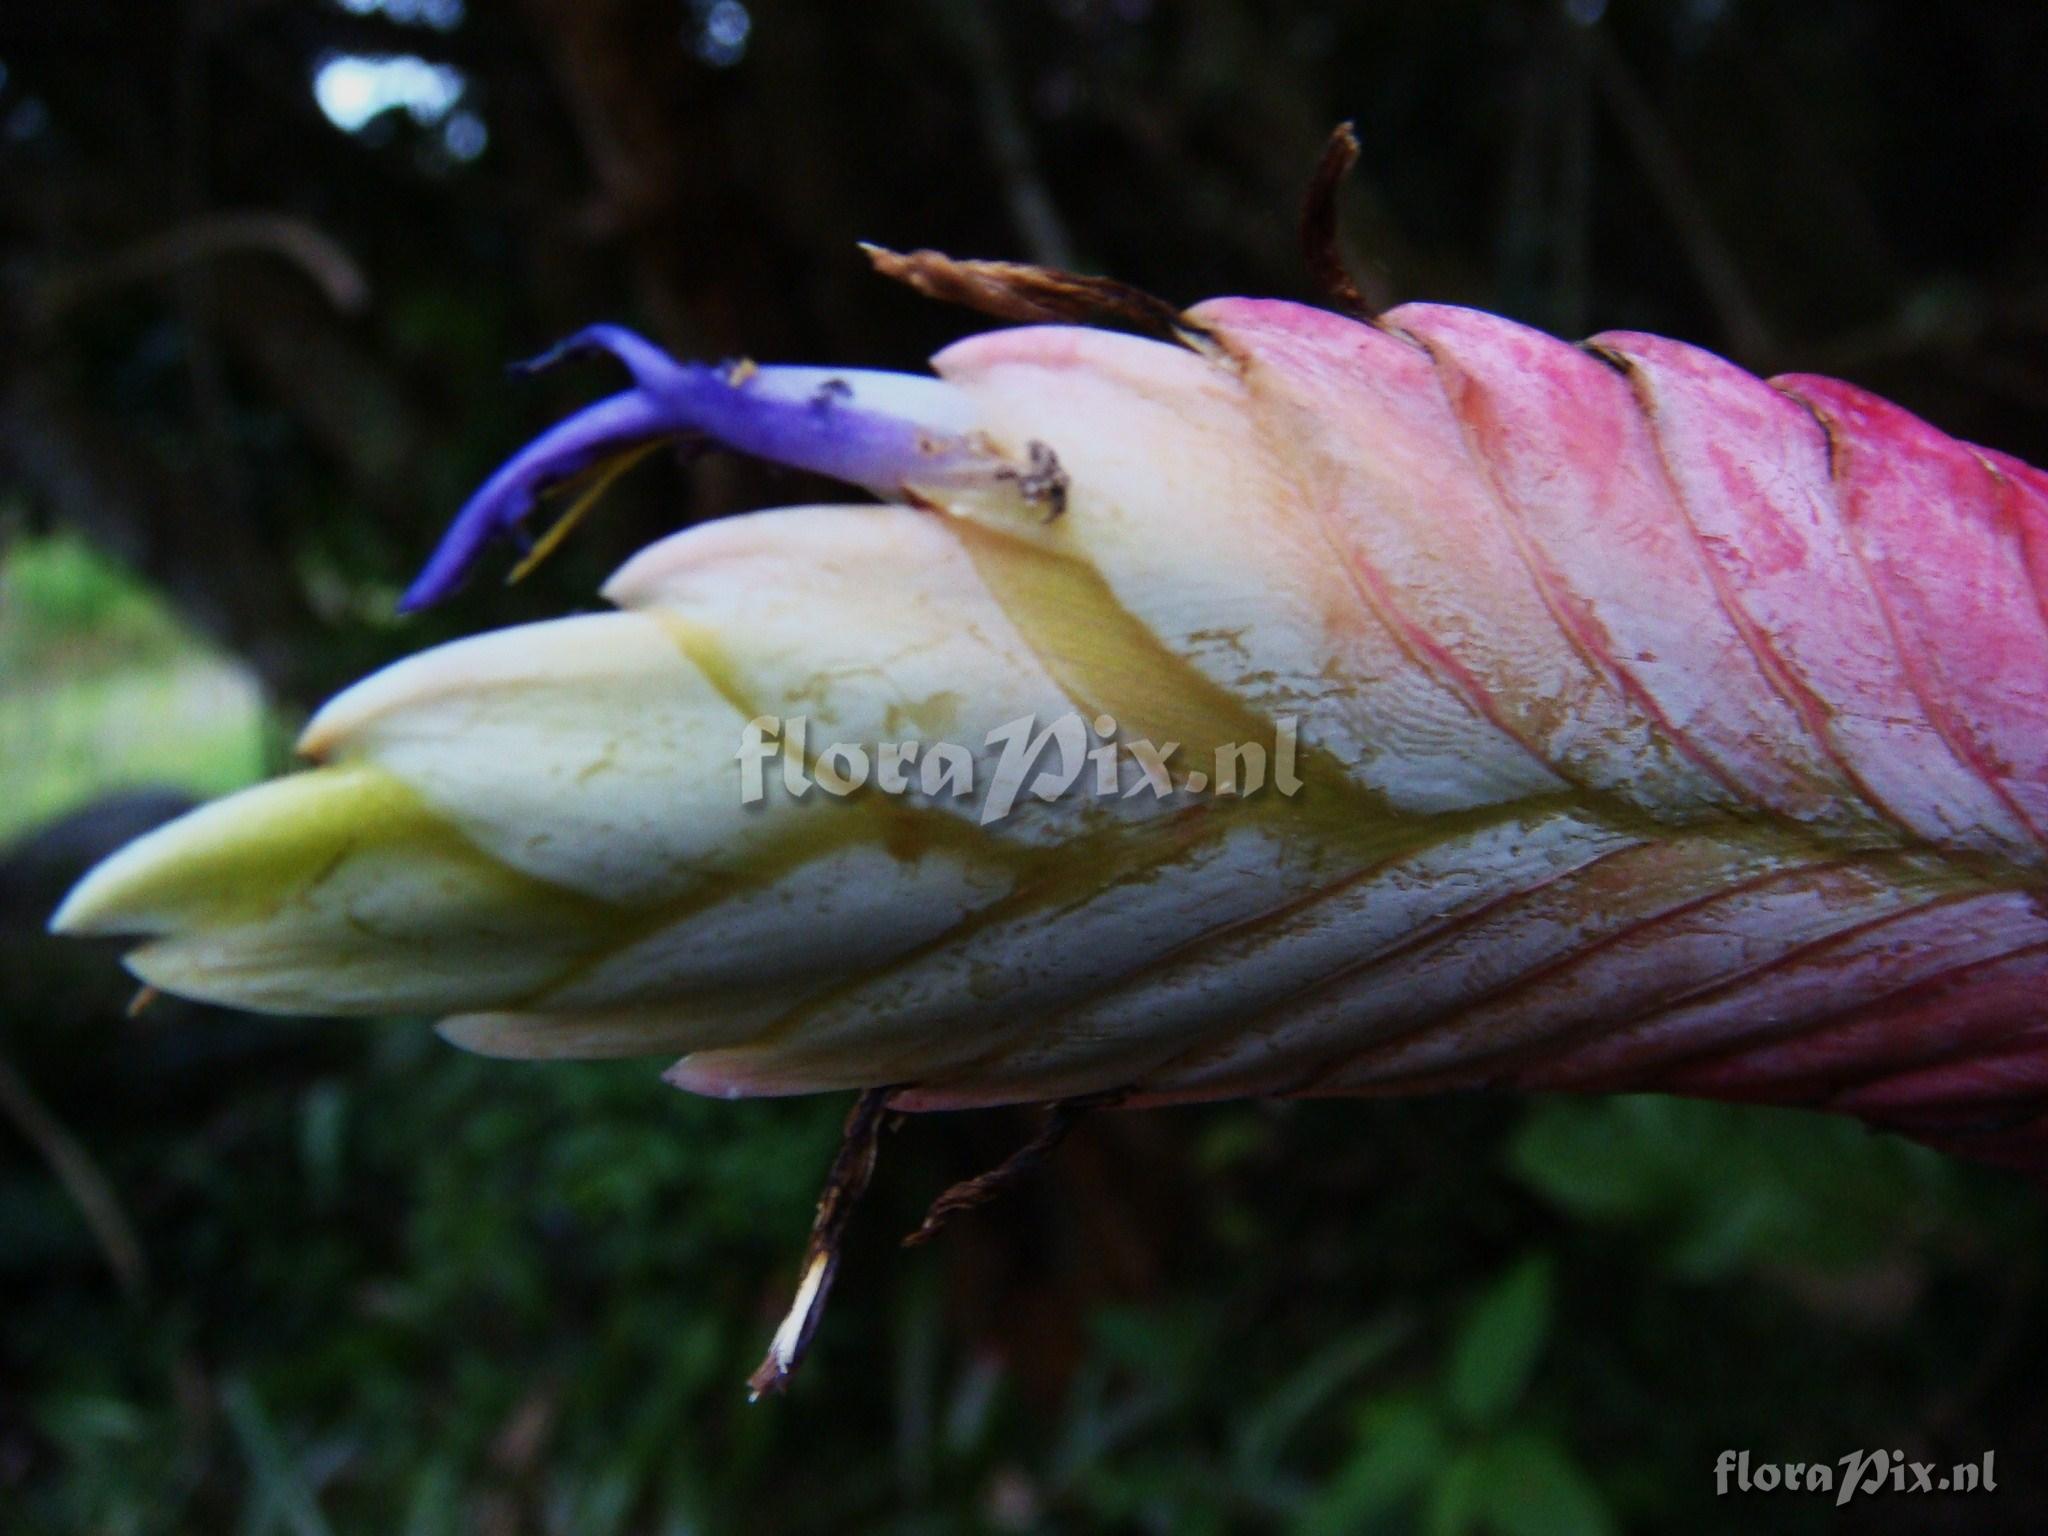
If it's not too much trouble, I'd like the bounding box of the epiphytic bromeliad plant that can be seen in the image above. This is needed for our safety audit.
[54,130,2048,1394]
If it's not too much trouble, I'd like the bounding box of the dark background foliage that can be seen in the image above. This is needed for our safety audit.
[4,1,2048,1531]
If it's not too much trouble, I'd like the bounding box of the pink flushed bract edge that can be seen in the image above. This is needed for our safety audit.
[1162,299,2048,1178]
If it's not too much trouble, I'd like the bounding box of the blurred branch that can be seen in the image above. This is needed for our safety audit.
[1581,23,1775,363]
[518,0,702,347]
[933,0,1077,270]
[1497,32,1554,307]
[210,260,419,489]
[0,1052,149,1303]
[30,212,371,322]
[1553,22,1593,339]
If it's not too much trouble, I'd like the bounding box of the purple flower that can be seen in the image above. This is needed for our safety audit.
[400,324,1003,610]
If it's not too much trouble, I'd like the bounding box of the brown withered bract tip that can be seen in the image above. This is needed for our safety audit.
[1300,122,1375,321]
[859,243,1213,350]
[746,1087,893,1400]
[901,1090,1119,1248]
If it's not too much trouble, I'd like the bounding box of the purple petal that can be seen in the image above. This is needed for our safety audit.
[402,327,1002,612]
[399,391,670,612]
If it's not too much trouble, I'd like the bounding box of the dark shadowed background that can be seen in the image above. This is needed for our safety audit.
[4,2,2048,1531]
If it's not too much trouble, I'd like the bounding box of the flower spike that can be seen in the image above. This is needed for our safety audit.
[57,291,2048,1189]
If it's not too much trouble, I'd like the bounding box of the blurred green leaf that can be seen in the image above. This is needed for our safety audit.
[1194,1110,1274,1172]
[1444,1256,1554,1429]
[1508,1096,1958,1280]
[1506,1098,1670,1223]
[1292,1392,1447,1536]
[222,1378,334,1536]
[1424,1446,1488,1536]
[1235,1313,1410,1479]
[1475,1430,1616,1536]
[399,1461,460,1536]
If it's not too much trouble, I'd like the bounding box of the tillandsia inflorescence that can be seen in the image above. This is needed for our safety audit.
[53,136,2048,1390]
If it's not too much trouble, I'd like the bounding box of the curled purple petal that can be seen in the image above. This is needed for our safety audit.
[402,326,1005,612]
[398,390,673,612]
[508,324,688,393]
